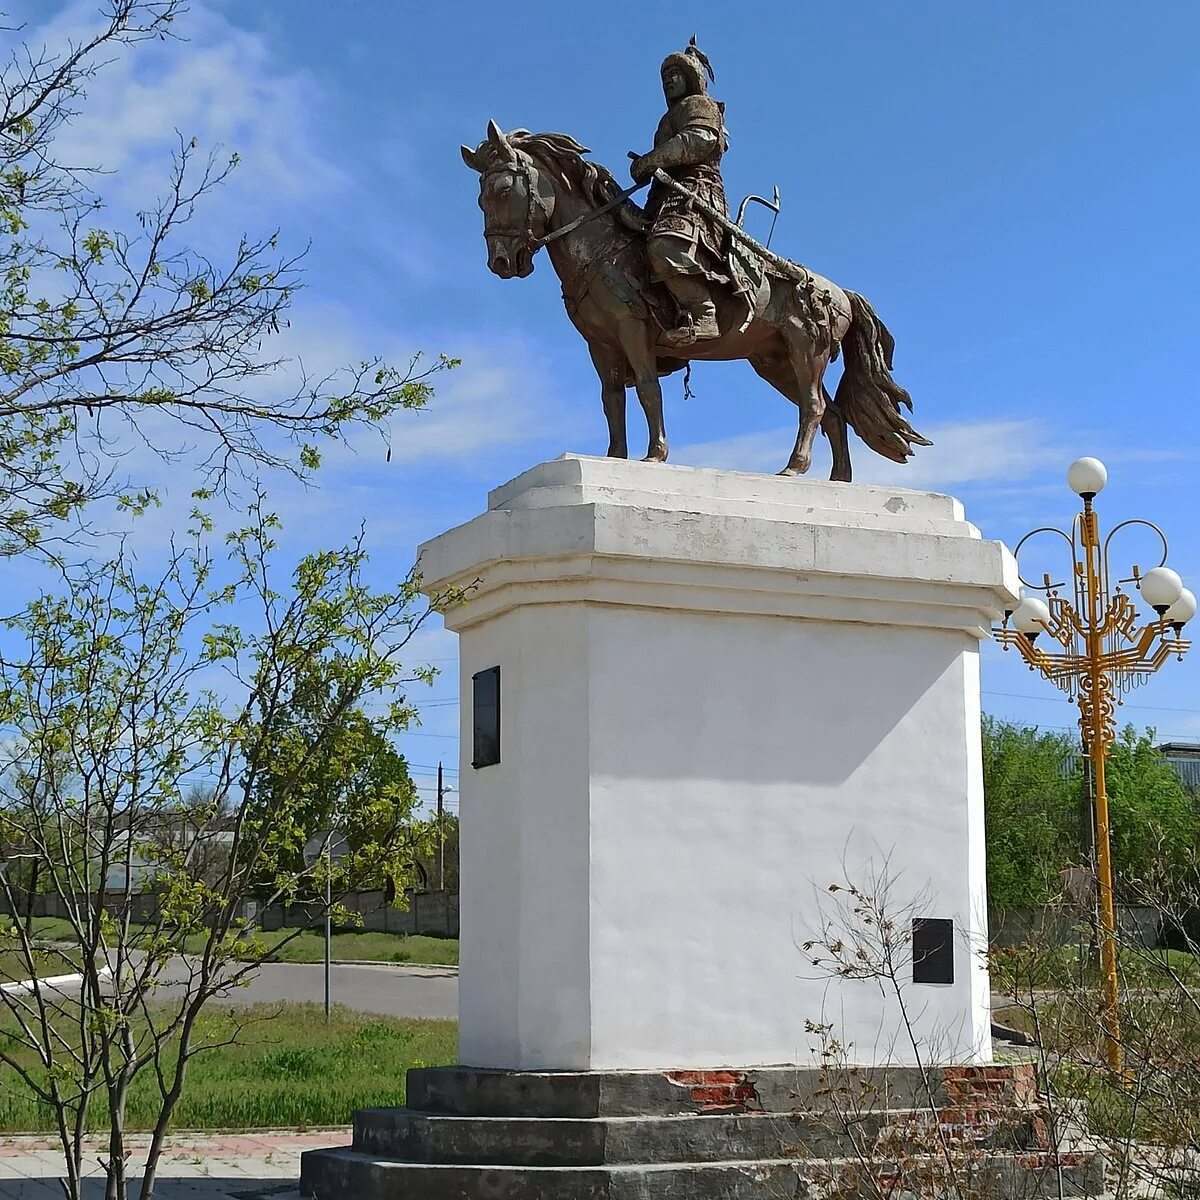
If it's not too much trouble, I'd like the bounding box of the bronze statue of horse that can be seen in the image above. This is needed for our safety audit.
[462,121,928,481]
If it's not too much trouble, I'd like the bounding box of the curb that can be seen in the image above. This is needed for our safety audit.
[1,965,112,995]
[321,960,456,969]
[262,958,458,971]
[0,1125,352,1141]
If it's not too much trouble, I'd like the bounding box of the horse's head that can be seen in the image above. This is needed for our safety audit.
[461,120,554,280]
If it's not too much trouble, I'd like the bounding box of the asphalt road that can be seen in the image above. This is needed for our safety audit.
[209,960,459,1019]
[168,959,459,1020]
[19,957,460,1021]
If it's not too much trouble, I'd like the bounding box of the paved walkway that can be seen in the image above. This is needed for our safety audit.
[0,1130,350,1199]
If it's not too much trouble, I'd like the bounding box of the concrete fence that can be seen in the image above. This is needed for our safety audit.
[5,889,460,939]
[261,889,460,938]
[988,905,1163,950]
[5,894,1170,950]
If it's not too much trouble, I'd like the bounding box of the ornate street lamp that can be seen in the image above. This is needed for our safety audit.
[994,457,1193,1077]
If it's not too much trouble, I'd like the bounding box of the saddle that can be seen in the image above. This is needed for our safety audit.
[601,220,770,343]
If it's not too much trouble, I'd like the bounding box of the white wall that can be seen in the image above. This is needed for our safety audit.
[587,605,990,1068]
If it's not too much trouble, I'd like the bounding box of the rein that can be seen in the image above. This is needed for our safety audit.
[537,177,649,246]
[483,149,648,250]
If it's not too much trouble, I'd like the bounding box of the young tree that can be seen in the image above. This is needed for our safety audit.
[0,1,452,557]
[0,504,456,1200]
[0,9,460,1197]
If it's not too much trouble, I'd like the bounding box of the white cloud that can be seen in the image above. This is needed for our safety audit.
[856,419,1064,490]
[674,418,1065,494]
[27,0,344,211]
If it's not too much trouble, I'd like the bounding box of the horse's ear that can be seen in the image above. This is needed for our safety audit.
[461,143,482,172]
[486,118,510,150]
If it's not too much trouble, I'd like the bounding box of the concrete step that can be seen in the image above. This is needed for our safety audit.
[352,1105,1048,1166]
[405,1063,1039,1119]
[299,1145,1106,1200]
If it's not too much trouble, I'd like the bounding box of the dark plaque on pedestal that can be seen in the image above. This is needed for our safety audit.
[912,917,954,985]
[472,665,500,768]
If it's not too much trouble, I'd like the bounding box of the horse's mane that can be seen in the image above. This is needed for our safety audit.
[507,129,646,228]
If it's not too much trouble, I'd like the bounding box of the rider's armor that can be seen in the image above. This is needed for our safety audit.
[638,42,730,346]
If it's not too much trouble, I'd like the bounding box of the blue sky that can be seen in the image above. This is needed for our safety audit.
[16,1,1200,811]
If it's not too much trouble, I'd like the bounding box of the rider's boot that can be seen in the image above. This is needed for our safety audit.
[661,275,719,347]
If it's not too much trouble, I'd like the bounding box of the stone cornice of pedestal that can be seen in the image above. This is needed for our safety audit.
[418,456,1019,639]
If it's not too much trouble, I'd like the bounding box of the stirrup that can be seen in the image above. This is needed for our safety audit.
[660,312,718,347]
[660,320,699,348]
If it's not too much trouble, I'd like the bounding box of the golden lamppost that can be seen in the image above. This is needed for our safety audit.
[993,457,1195,1077]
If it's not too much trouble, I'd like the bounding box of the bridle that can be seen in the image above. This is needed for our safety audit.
[482,148,648,251]
[481,150,551,250]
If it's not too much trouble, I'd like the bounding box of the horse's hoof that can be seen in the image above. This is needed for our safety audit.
[780,455,811,476]
[642,445,669,463]
[607,445,629,459]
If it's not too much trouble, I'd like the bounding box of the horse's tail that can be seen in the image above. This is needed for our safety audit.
[834,290,931,463]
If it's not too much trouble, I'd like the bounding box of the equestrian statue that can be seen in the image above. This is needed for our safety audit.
[461,37,929,481]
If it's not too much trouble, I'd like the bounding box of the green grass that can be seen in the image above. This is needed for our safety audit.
[0,947,75,983]
[995,994,1200,1144]
[21,916,459,966]
[0,952,31,982]
[991,943,1200,990]
[20,916,77,941]
[244,928,459,966]
[0,1003,457,1131]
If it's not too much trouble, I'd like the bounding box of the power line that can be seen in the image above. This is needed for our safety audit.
[983,689,1200,716]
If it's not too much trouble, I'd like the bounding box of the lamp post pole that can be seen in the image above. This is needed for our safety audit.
[436,766,456,936]
[436,762,445,893]
[995,457,1194,1078]
[324,843,332,1021]
[303,830,348,1024]
[1079,490,1122,1065]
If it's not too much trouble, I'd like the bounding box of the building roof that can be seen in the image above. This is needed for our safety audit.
[1158,742,1200,759]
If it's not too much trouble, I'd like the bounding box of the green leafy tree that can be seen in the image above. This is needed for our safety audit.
[982,717,1082,910]
[983,717,1200,911]
[1106,725,1200,888]
[252,693,425,890]
[0,504,457,1200]
[0,1,453,557]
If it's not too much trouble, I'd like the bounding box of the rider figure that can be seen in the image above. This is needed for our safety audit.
[630,39,729,347]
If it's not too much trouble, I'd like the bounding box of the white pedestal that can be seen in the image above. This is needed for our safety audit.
[417,456,1018,1072]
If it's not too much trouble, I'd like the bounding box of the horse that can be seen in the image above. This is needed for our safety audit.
[462,120,928,481]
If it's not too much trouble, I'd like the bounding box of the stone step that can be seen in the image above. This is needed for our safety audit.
[300,1145,1106,1200]
[405,1063,1038,1119]
[352,1105,1048,1166]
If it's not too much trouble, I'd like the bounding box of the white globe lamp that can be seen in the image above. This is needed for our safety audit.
[1165,587,1196,629]
[1067,457,1108,500]
[1139,566,1184,614]
[1011,596,1052,640]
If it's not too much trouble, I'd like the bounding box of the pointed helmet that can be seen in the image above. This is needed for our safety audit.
[660,35,716,100]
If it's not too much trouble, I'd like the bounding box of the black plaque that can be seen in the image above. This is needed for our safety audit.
[912,918,954,985]
[472,666,501,768]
